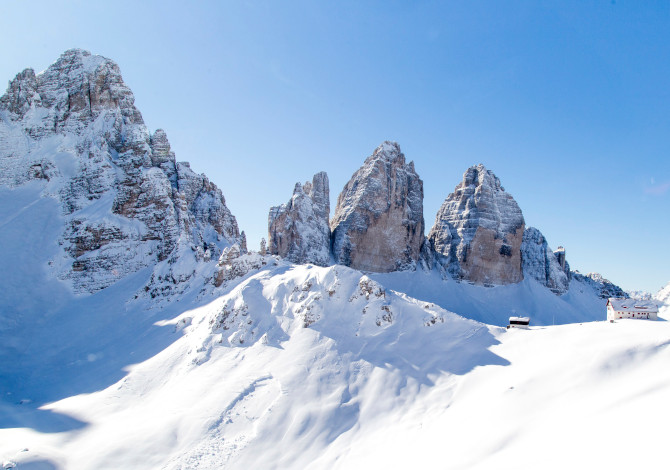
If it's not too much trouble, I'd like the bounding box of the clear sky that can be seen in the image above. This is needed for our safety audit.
[1,1,668,293]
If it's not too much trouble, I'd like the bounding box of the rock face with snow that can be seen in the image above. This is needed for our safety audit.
[428,164,525,285]
[521,227,570,294]
[330,141,424,272]
[213,246,277,287]
[0,49,242,295]
[268,172,330,266]
[573,272,627,299]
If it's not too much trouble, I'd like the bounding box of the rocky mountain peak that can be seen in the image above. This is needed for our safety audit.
[0,50,242,296]
[428,164,525,285]
[149,129,177,184]
[0,68,39,117]
[572,272,628,299]
[330,141,424,273]
[521,226,570,294]
[304,170,330,220]
[366,141,404,164]
[150,129,173,158]
[39,48,142,126]
[453,164,522,236]
[268,171,331,266]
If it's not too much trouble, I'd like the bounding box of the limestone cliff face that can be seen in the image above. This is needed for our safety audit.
[268,172,330,266]
[0,49,242,295]
[521,227,570,294]
[330,142,424,272]
[428,164,524,285]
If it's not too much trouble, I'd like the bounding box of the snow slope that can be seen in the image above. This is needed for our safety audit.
[370,269,607,326]
[331,317,670,469]
[0,259,500,469]
[656,281,670,305]
[2,241,670,468]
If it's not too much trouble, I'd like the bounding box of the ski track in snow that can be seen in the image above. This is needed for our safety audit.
[164,375,280,469]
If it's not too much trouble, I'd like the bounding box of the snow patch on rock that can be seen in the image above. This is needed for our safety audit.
[655,281,670,305]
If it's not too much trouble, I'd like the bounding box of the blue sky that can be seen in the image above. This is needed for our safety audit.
[1,1,668,293]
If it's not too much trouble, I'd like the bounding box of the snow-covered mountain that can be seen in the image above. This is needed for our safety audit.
[268,172,330,267]
[0,49,243,298]
[521,227,570,294]
[3,50,663,470]
[428,163,525,285]
[3,48,623,330]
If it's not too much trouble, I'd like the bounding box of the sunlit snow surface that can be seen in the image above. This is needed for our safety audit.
[1,186,669,469]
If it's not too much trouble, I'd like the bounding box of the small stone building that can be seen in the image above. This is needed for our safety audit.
[607,298,658,321]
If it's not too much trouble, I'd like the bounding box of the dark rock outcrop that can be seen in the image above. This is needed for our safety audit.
[573,272,627,299]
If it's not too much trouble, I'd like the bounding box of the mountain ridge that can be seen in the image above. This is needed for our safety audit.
[0,49,630,320]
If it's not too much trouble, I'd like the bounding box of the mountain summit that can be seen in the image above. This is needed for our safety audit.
[0,49,243,296]
[428,164,525,285]
[268,171,331,266]
[330,141,425,272]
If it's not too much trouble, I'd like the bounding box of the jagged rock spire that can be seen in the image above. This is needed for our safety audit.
[428,164,525,285]
[330,141,424,272]
[268,171,331,266]
[521,227,570,294]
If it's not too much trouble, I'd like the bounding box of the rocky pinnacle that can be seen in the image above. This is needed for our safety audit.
[330,141,424,273]
[428,164,525,285]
